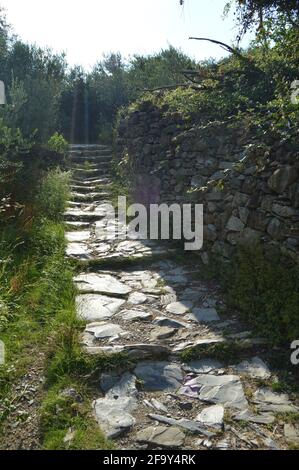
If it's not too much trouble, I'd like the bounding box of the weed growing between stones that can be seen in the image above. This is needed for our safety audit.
[224,244,299,346]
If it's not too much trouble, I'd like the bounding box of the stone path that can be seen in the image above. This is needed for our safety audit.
[65,144,299,450]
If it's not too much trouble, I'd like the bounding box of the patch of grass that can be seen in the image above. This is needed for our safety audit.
[35,169,71,222]
[0,169,118,450]
[275,411,299,425]
[179,340,242,363]
[40,381,114,450]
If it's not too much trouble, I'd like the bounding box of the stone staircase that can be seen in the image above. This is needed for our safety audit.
[64,144,299,450]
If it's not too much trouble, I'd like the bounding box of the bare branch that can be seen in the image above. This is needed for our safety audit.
[140,84,201,92]
[189,37,250,63]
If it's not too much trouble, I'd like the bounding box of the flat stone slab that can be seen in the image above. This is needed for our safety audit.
[234,356,271,379]
[150,326,176,341]
[85,322,125,340]
[196,405,224,430]
[65,231,91,242]
[166,301,193,315]
[134,361,183,391]
[153,316,190,329]
[76,294,125,321]
[93,373,138,438]
[179,374,248,410]
[182,359,223,374]
[120,310,152,322]
[144,398,168,413]
[188,308,220,323]
[253,388,298,413]
[86,343,171,360]
[284,423,299,445]
[148,414,213,437]
[173,337,225,353]
[66,243,92,258]
[128,292,147,305]
[74,273,132,296]
[136,426,185,448]
[233,409,275,425]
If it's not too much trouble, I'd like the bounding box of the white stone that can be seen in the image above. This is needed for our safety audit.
[121,310,152,321]
[234,356,271,379]
[93,373,138,438]
[74,273,132,296]
[166,301,193,315]
[66,243,92,258]
[76,295,125,321]
[188,307,220,323]
[65,231,91,242]
[196,405,224,429]
[128,292,147,305]
[85,322,125,340]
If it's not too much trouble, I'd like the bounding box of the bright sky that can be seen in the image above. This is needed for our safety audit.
[0,0,251,69]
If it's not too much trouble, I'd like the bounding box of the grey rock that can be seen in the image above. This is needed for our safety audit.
[85,322,125,340]
[173,337,226,353]
[65,231,91,243]
[166,301,193,315]
[284,423,299,445]
[153,316,190,329]
[263,437,280,450]
[74,273,132,296]
[267,218,285,240]
[196,405,224,430]
[136,426,185,448]
[121,309,152,322]
[272,203,297,218]
[150,326,176,341]
[234,357,271,379]
[66,243,92,259]
[76,294,125,321]
[181,288,200,302]
[86,343,171,359]
[144,398,168,413]
[182,359,223,374]
[93,373,138,438]
[148,414,213,437]
[188,307,220,323]
[128,292,147,305]
[226,216,245,232]
[180,374,248,410]
[233,409,275,425]
[253,388,298,413]
[134,361,183,391]
[268,166,298,194]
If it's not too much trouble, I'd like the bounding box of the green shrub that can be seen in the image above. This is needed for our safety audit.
[47,132,68,155]
[35,169,70,221]
[226,244,299,345]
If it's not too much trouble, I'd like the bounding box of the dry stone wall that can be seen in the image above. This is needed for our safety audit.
[115,101,299,263]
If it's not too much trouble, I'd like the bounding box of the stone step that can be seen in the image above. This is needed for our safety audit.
[71,177,112,186]
[70,162,106,170]
[69,144,110,150]
[70,184,107,194]
[69,149,112,157]
[64,208,109,222]
[73,166,110,176]
[69,150,112,158]
[70,192,111,202]
[72,174,111,183]
[65,221,91,230]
